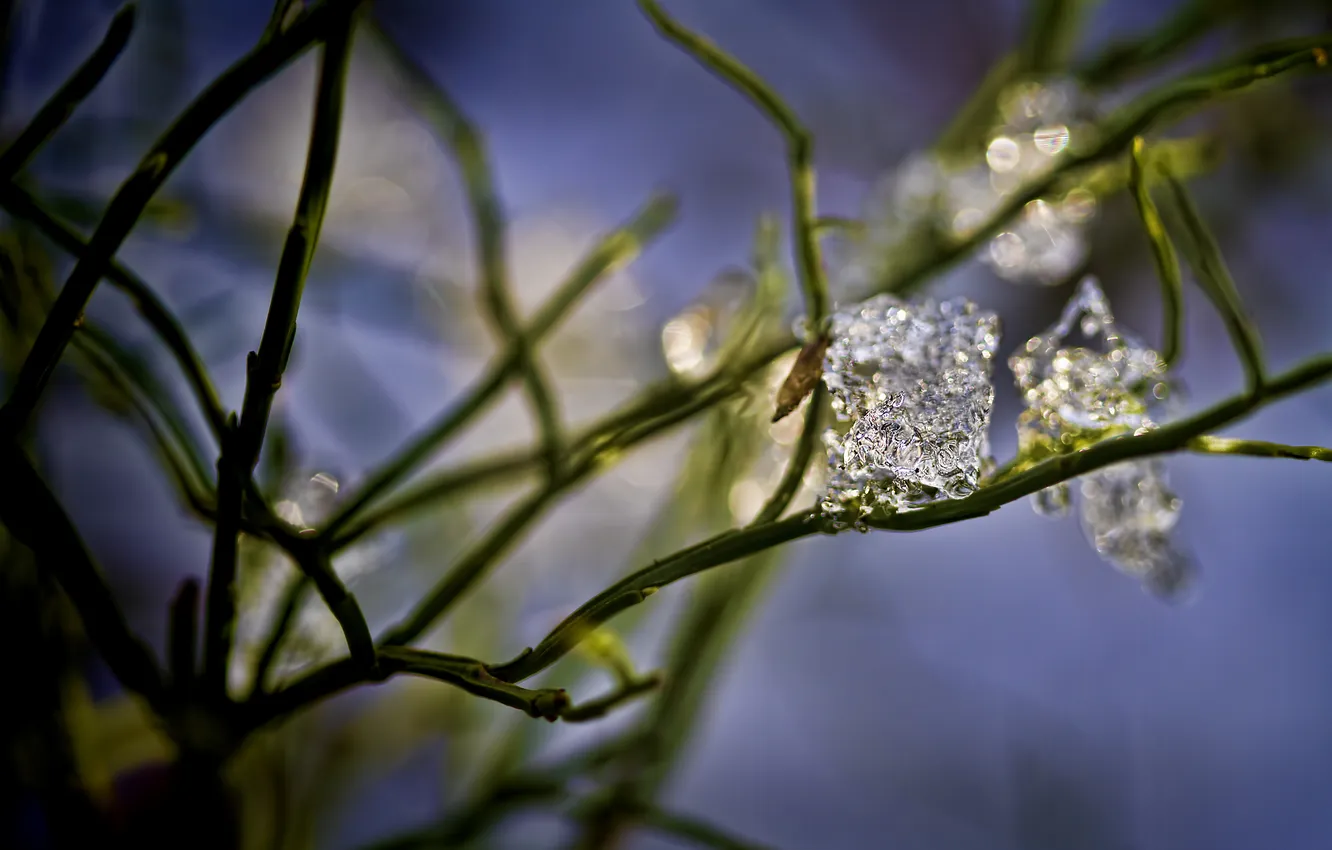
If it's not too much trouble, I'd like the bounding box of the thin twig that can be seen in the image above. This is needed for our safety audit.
[1187,436,1332,462]
[0,182,229,440]
[1162,173,1266,395]
[484,351,1332,685]
[204,14,366,697]
[317,194,678,543]
[0,0,366,438]
[639,0,828,327]
[369,17,565,479]
[0,441,164,705]
[0,5,135,179]
[883,37,1332,299]
[1129,137,1185,368]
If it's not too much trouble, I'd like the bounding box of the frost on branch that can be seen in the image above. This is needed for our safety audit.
[1009,276,1193,597]
[820,295,999,525]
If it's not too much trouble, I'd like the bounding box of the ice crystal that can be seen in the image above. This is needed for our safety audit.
[821,295,999,522]
[1009,276,1192,597]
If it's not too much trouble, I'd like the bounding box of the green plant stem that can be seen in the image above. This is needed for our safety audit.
[70,325,214,518]
[248,576,309,698]
[1129,137,1184,368]
[486,351,1332,685]
[881,37,1332,299]
[1076,0,1238,88]
[1187,436,1332,461]
[317,194,678,543]
[0,0,364,439]
[752,383,823,525]
[245,648,655,729]
[369,16,565,479]
[1162,173,1265,395]
[354,348,785,648]
[204,16,362,697]
[0,181,229,440]
[934,53,1019,158]
[561,672,663,723]
[0,5,135,179]
[1020,0,1091,77]
[0,440,164,705]
[327,334,792,550]
[639,0,828,327]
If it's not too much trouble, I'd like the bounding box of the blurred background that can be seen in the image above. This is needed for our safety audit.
[4,0,1332,848]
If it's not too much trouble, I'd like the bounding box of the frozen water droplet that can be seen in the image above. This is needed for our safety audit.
[1010,277,1193,594]
[821,295,998,518]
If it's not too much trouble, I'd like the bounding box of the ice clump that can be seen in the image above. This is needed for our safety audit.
[821,294,999,523]
[1009,276,1192,597]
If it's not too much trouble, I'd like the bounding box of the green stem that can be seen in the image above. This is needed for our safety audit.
[0,5,135,179]
[317,194,677,543]
[204,15,362,697]
[0,0,364,439]
[489,351,1332,684]
[369,17,565,479]
[882,37,1332,299]
[0,182,229,440]
[752,383,823,525]
[246,349,1332,723]
[1076,0,1237,88]
[1162,173,1265,395]
[639,0,828,326]
[1188,436,1332,461]
[1129,137,1184,368]
[0,440,164,705]
[1019,0,1091,77]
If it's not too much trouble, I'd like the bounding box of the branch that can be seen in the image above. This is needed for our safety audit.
[0,5,135,179]
[1076,0,1240,88]
[245,648,657,730]
[0,182,229,440]
[1018,0,1087,77]
[880,36,1332,299]
[1188,436,1332,462]
[1129,137,1185,368]
[204,14,367,696]
[0,0,366,437]
[368,17,566,479]
[1162,173,1266,395]
[0,441,164,706]
[490,352,1332,684]
[317,193,678,543]
[639,0,828,326]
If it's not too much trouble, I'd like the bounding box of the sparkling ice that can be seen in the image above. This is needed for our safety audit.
[1009,276,1192,597]
[821,295,999,521]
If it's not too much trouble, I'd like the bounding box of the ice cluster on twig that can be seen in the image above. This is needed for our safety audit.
[1010,276,1193,597]
[820,294,999,524]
